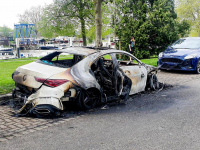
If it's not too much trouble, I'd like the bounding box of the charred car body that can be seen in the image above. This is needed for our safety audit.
[12,47,158,117]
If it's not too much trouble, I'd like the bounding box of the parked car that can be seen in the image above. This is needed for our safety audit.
[12,47,158,117]
[157,37,200,73]
[0,51,16,60]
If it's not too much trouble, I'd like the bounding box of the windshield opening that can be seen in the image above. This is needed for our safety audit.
[171,38,200,49]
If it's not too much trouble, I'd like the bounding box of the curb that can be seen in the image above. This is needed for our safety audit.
[0,93,12,101]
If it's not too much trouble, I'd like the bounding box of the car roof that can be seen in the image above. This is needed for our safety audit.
[59,47,98,56]
[58,47,130,56]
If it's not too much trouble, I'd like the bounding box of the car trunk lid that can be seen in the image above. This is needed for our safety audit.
[13,62,67,88]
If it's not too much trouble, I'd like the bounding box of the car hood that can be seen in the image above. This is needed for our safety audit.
[163,48,199,57]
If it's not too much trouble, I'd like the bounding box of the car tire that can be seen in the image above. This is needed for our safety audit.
[77,89,99,110]
[196,60,200,74]
[149,74,159,90]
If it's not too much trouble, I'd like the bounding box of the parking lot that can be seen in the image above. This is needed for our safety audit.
[0,70,199,142]
[157,70,200,86]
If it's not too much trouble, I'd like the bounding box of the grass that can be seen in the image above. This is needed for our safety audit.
[141,57,158,67]
[0,60,36,95]
[0,56,158,95]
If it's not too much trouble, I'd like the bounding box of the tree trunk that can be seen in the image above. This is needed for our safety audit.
[94,0,103,48]
[79,0,87,46]
[80,18,87,46]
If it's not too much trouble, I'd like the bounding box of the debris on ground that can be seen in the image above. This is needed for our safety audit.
[101,105,109,110]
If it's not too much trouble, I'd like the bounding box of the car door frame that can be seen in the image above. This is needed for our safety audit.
[113,52,148,95]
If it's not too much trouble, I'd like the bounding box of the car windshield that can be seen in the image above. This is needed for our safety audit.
[171,38,200,49]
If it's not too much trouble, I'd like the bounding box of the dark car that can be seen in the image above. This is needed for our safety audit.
[157,37,200,73]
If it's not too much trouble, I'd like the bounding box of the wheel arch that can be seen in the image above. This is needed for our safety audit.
[76,87,102,110]
[85,87,102,103]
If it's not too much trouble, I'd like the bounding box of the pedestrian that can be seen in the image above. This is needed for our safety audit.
[129,36,135,61]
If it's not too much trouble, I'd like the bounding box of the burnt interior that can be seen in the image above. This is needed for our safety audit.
[118,61,139,66]
[37,52,85,68]
[90,52,138,101]
[91,56,131,100]
[91,58,116,96]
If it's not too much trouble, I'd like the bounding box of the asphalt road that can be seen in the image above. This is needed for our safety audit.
[1,78,200,150]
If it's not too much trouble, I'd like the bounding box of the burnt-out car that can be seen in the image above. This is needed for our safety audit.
[12,47,158,117]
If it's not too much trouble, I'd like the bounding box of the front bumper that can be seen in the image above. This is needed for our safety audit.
[157,58,198,71]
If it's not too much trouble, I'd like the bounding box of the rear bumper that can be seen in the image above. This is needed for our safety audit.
[12,88,64,117]
[12,85,64,113]
[13,84,78,111]
[30,104,61,117]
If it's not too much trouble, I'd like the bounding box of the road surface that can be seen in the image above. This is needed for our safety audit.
[0,71,200,150]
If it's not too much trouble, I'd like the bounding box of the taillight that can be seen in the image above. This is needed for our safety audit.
[35,77,68,87]
[44,79,69,87]
[35,77,46,83]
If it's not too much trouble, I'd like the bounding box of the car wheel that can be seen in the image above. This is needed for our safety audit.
[149,74,159,90]
[77,89,99,110]
[196,60,200,74]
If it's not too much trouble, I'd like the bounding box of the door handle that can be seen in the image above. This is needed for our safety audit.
[141,73,145,78]
[125,70,130,74]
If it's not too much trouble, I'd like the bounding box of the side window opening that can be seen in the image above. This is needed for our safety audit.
[116,53,139,66]
[91,54,114,76]
[103,54,112,60]
[39,52,85,68]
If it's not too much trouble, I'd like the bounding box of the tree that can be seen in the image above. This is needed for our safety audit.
[0,25,12,37]
[38,0,94,46]
[115,0,190,58]
[176,0,200,36]
[18,5,44,37]
[38,3,77,39]
[38,0,111,46]
[85,2,112,44]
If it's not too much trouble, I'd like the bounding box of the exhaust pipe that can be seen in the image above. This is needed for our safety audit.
[34,107,51,115]
[31,104,61,117]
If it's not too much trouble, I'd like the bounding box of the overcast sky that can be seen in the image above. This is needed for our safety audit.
[0,0,53,29]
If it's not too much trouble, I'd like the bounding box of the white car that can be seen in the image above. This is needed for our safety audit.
[12,47,158,117]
